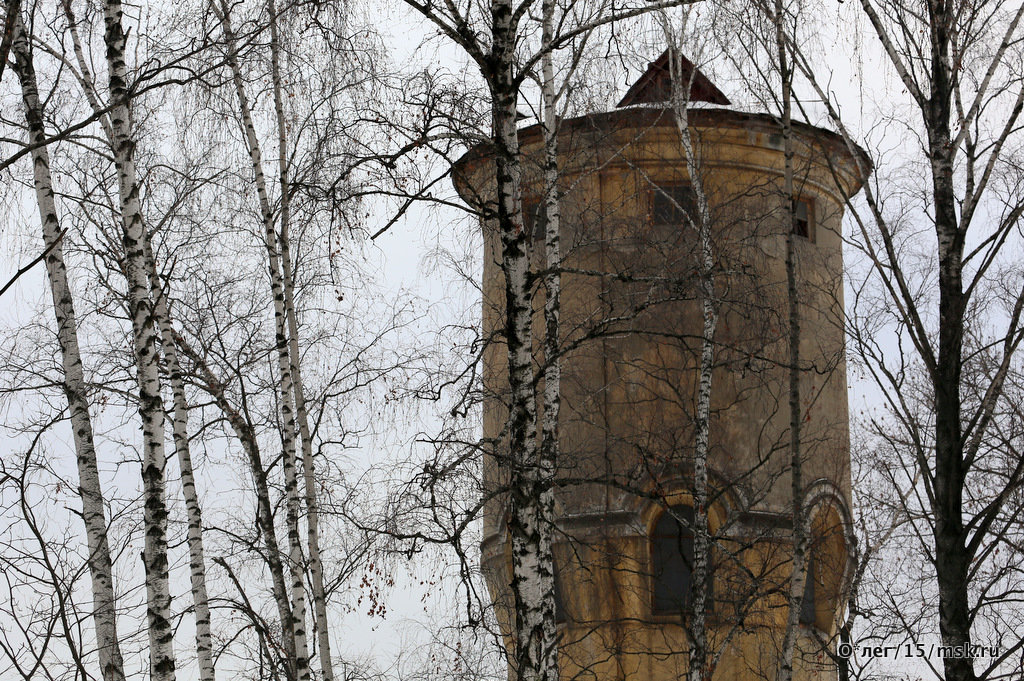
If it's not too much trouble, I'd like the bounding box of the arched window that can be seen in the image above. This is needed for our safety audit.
[652,505,696,614]
[802,499,850,632]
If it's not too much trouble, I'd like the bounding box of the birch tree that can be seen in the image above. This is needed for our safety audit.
[537,20,561,674]
[267,2,335,673]
[200,0,384,675]
[2,0,394,678]
[657,28,722,681]
[212,2,311,676]
[368,7,555,677]
[144,242,216,681]
[750,0,1024,678]
[8,13,127,681]
[599,12,819,676]
[46,3,219,674]
[383,3,734,679]
[771,6,810,679]
[98,0,178,675]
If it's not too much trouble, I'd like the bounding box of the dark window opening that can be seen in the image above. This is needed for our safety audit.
[553,566,566,624]
[522,199,548,240]
[792,198,813,239]
[799,551,816,625]
[653,505,703,614]
[651,185,698,227]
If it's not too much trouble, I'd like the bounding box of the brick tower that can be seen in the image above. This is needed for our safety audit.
[453,53,870,681]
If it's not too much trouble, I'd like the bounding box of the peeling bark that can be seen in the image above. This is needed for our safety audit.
[491,3,557,679]
[535,1,561,677]
[538,0,561,551]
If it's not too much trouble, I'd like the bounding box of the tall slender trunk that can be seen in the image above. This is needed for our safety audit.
[537,1,560,676]
[665,44,718,681]
[214,2,310,676]
[280,185,333,681]
[61,0,112,141]
[264,189,312,681]
[773,9,809,681]
[173,333,298,678]
[925,4,973,680]
[99,0,176,677]
[144,239,216,681]
[59,3,214,674]
[10,16,127,681]
[491,3,557,679]
[538,0,561,535]
[267,3,333,676]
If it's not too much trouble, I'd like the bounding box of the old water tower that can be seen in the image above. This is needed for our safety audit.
[453,52,870,681]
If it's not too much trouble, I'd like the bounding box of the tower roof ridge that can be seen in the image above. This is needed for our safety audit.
[616,48,731,108]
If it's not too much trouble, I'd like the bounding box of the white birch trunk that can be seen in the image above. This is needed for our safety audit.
[267,4,333,675]
[61,0,113,142]
[99,0,176,677]
[144,240,216,681]
[10,16,127,681]
[492,3,556,679]
[539,0,561,532]
[280,193,333,681]
[536,2,561,677]
[264,148,312,681]
[773,11,809,680]
[58,5,214,674]
[214,2,310,675]
[173,331,298,672]
[664,40,717,681]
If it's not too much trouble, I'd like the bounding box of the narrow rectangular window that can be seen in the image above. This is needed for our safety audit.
[799,552,816,625]
[522,198,548,240]
[651,185,697,227]
[653,505,699,614]
[792,198,813,240]
[554,566,566,623]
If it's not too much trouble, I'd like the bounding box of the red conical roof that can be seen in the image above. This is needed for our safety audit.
[616,49,730,108]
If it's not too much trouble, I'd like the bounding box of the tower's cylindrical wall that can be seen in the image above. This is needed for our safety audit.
[455,108,868,681]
